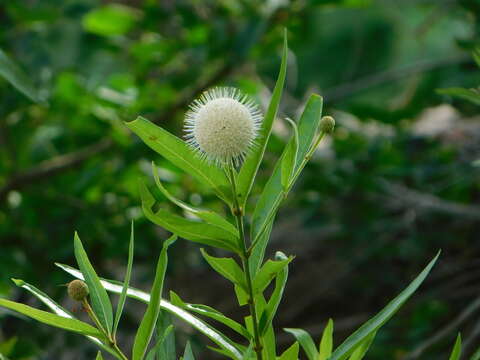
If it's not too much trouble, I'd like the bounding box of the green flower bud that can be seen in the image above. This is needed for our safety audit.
[67,280,89,301]
[319,116,335,134]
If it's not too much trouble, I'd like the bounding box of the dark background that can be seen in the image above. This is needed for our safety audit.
[1,0,480,359]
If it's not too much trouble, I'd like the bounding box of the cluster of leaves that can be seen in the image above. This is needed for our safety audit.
[0,28,471,360]
[2,0,480,359]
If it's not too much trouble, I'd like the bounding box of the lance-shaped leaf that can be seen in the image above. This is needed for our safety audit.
[132,235,176,360]
[253,255,292,294]
[182,341,196,360]
[11,279,117,358]
[170,291,250,339]
[200,249,247,291]
[281,118,299,190]
[347,331,376,360]
[278,342,299,360]
[437,88,480,106]
[74,232,114,335]
[145,324,174,360]
[126,116,231,203]
[0,298,103,339]
[56,263,243,360]
[259,252,290,335]
[329,252,440,360]
[152,162,237,237]
[448,334,462,360]
[237,29,288,207]
[284,328,318,360]
[140,179,240,253]
[113,221,135,337]
[0,49,43,103]
[250,95,323,259]
[318,319,334,360]
[96,352,104,360]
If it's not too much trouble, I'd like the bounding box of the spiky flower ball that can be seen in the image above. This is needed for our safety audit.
[184,87,262,166]
[67,280,89,302]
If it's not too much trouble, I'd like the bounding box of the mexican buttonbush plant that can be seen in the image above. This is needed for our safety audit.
[0,31,462,360]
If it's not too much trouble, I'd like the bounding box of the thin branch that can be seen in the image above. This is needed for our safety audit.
[401,296,480,359]
[379,180,480,219]
[0,138,113,202]
[324,54,471,103]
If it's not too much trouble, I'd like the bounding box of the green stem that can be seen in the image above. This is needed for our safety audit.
[82,299,129,360]
[226,165,264,360]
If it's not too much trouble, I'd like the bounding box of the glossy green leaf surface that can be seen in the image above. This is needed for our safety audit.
[11,279,117,357]
[200,249,247,290]
[74,232,114,335]
[281,118,299,190]
[318,319,334,360]
[152,162,237,237]
[170,290,250,339]
[278,342,299,360]
[237,30,288,207]
[253,256,292,294]
[250,94,323,252]
[132,235,176,360]
[182,341,196,360]
[113,221,135,337]
[284,328,318,360]
[0,298,103,339]
[448,334,462,360]
[126,116,231,203]
[329,252,440,360]
[140,179,239,252]
[56,262,243,360]
[347,332,376,360]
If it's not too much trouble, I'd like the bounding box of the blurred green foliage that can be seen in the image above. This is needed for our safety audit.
[1,0,480,359]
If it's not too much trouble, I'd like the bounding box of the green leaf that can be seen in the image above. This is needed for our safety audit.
[74,232,114,335]
[294,95,324,173]
[56,263,243,360]
[154,313,176,360]
[259,252,290,335]
[113,221,135,337]
[152,162,237,237]
[11,279,117,357]
[329,252,440,360]
[126,116,231,203]
[145,324,174,360]
[318,319,334,360]
[448,334,462,360]
[347,332,376,360]
[437,87,480,106]
[96,352,104,360]
[83,4,141,36]
[200,249,247,290]
[140,179,239,253]
[281,118,299,190]
[0,49,43,103]
[171,290,249,338]
[284,328,318,360]
[278,342,300,360]
[237,29,288,207]
[0,298,103,339]
[253,255,292,294]
[183,341,196,360]
[250,94,323,254]
[132,235,176,360]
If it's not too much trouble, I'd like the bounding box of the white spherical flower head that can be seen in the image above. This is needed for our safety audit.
[184,87,262,166]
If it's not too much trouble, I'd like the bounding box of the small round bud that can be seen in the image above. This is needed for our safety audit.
[67,280,89,301]
[319,116,335,134]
